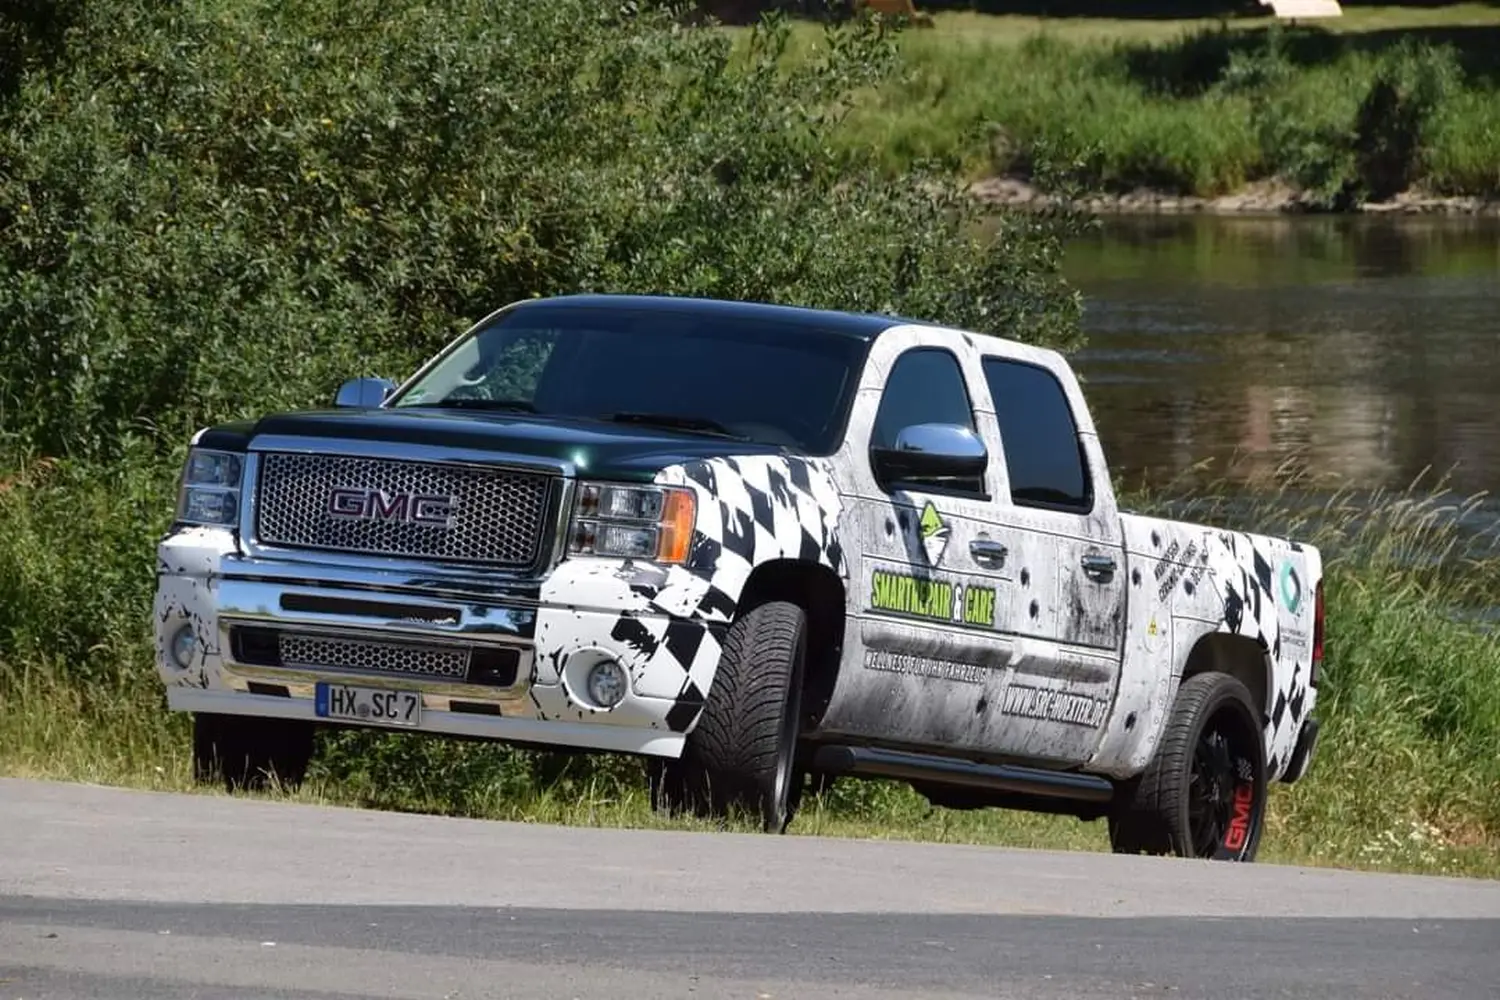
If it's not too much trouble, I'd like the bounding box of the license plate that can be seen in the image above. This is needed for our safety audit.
[315,682,421,728]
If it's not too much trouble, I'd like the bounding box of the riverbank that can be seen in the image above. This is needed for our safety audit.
[970,174,1500,215]
[768,7,1500,212]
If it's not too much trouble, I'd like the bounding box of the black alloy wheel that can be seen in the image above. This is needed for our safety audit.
[1108,671,1268,862]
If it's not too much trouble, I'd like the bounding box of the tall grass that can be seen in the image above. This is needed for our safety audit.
[1428,89,1500,196]
[4,454,1498,876]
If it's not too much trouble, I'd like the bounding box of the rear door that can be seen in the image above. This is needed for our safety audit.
[970,351,1127,763]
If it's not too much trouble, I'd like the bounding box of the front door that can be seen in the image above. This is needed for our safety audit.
[815,336,1020,755]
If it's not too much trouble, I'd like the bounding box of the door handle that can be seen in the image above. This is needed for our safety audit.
[1081,553,1117,581]
[970,539,1008,568]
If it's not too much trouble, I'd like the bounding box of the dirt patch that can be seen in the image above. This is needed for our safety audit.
[0,456,59,497]
[968,174,1500,216]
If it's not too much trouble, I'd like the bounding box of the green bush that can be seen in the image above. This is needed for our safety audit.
[1222,34,1468,208]
[0,0,1084,803]
[0,0,1085,469]
[1351,42,1461,201]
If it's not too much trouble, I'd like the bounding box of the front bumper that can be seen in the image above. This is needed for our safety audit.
[153,526,727,757]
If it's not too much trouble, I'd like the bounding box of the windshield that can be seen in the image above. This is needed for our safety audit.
[390,304,871,453]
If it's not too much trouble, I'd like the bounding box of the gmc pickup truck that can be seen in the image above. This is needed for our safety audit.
[154,294,1324,861]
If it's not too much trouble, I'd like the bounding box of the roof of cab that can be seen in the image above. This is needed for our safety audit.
[506,293,915,342]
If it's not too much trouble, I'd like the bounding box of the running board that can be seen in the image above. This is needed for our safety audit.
[811,745,1116,803]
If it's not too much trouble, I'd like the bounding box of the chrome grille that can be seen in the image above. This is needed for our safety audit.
[254,452,552,566]
[278,633,471,680]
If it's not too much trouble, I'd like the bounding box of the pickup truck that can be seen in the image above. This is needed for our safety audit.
[154,293,1324,861]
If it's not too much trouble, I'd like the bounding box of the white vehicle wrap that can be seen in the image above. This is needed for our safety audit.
[153,294,1324,860]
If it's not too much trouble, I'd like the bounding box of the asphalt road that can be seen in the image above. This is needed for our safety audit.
[2,778,1498,999]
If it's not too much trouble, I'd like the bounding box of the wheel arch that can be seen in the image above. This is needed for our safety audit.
[1180,632,1273,733]
[735,558,847,730]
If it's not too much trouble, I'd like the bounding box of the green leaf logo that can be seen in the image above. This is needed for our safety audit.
[920,501,944,540]
[919,500,950,565]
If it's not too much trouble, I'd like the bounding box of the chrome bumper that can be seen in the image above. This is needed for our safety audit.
[213,575,538,710]
[153,527,704,757]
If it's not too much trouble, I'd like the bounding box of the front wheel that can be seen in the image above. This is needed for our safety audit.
[1108,671,1268,861]
[649,600,807,833]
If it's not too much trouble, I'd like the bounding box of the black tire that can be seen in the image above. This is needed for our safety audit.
[1108,671,1268,862]
[650,600,807,833]
[192,712,315,793]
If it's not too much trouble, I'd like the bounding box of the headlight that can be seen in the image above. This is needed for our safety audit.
[568,482,696,564]
[176,447,244,527]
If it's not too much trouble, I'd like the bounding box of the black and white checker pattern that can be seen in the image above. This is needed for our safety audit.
[1201,529,1312,778]
[532,455,847,734]
[652,455,847,730]
[533,556,729,732]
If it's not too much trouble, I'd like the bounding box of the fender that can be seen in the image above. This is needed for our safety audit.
[533,454,847,733]
[1089,514,1323,780]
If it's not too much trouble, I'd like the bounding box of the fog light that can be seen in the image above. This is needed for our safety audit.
[586,660,628,709]
[170,624,197,669]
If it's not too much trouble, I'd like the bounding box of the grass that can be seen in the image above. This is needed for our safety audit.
[0,663,1106,847]
[4,459,1499,879]
[5,654,1497,878]
[873,5,1500,43]
[752,6,1500,204]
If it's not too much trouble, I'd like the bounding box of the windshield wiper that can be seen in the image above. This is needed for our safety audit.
[605,412,747,440]
[411,397,538,412]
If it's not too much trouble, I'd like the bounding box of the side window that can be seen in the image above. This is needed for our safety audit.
[982,357,1092,513]
[870,347,983,495]
[871,348,976,447]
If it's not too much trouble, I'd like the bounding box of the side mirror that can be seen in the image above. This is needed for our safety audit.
[334,377,397,409]
[871,423,988,488]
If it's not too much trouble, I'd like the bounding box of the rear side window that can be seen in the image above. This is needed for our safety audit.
[981,358,1092,512]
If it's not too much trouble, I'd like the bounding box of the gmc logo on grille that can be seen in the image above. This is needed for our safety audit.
[327,488,457,528]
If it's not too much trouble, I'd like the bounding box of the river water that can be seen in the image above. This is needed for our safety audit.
[1063,213,1500,557]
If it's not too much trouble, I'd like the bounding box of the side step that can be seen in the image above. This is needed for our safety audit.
[811,744,1116,804]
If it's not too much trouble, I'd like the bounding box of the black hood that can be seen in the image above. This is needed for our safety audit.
[196,407,789,482]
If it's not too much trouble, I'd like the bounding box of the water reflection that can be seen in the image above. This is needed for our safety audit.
[1064,215,1500,520]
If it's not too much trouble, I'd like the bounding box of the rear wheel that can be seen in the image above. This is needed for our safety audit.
[1108,672,1267,862]
[192,712,315,792]
[649,600,807,833]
